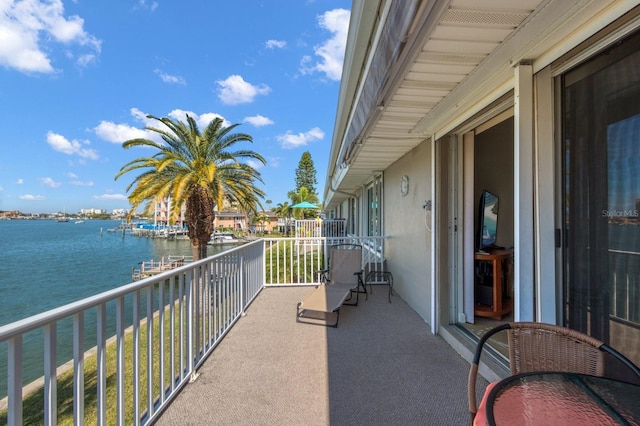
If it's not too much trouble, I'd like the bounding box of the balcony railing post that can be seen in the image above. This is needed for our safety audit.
[116,297,125,425]
[133,290,141,424]
[73,312,85,426]
[187,267,197,382]
[7,335,23,426]
[146,286,154,419]
[262,240,267,287]
[97,304,107,426]
[44,322,57,426]
[240,256,245,315]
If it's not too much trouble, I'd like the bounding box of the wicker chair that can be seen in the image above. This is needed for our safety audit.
[468,322,640,421]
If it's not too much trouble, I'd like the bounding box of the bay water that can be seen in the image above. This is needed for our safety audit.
[0,219,228,397]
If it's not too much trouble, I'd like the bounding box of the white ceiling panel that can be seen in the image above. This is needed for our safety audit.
[326,0,610,208]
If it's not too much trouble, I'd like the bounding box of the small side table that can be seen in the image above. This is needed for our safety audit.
[474,249,512,320]
[365,270,393,303]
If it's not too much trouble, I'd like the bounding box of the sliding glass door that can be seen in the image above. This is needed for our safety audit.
[561,31,640,364]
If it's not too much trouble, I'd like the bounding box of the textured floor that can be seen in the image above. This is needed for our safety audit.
[155,286,484,426]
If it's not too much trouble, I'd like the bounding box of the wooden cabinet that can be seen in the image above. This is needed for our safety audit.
[474,249,512,320]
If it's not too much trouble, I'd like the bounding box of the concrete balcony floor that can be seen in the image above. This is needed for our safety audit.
[156,286,480,425]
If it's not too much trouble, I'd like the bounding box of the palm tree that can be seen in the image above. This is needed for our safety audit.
[115,114,266,260]
[252,212,269,235]
[287,186,319,219]
[273,201,292,235]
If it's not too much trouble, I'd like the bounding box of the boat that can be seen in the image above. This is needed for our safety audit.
[75,220,85,224]
[208,232,244,245]
[57,208,70,222]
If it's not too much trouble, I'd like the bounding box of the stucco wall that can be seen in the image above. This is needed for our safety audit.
[384,139,432,324]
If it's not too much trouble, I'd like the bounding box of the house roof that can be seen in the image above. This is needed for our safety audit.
[215,211,245,218]
[324,0,638,209]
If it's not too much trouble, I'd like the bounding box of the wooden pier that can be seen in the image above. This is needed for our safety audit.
[132,255,193,281]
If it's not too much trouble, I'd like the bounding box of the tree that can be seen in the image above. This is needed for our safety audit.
[287,186,319,219]
[252,211,269,234]
[294,151,318,197]
[115,114,266,260]
[273,201,292,235]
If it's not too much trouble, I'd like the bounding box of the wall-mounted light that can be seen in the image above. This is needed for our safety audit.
[400,175,409,196]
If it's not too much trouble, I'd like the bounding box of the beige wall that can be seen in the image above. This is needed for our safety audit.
[384,138,433,324]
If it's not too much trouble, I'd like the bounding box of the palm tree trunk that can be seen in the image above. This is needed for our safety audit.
[192,242,208,260]
[185,186,214,260]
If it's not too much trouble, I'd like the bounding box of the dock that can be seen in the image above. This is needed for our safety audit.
[132,255,193,281]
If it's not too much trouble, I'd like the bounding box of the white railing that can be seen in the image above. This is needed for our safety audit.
[0,236,386,424]
[0,241,263,425]
[263,235,387,286]
[293,219,346,239]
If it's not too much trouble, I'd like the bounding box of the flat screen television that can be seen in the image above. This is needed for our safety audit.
[476,189,499,251]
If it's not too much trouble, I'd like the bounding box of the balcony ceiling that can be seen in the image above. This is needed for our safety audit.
[325,0,624,208]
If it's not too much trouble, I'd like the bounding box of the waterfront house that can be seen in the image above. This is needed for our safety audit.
[322,0,640,381]
[214,210,247,231]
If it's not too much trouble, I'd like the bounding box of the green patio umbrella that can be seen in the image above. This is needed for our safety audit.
[291,201,318,209]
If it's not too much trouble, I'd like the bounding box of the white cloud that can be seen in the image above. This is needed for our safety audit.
[217,75,271,105]
[244,115,274,127]
[267,156,280,168]
[46,131,99,159]
[94,193,127,200]
[265,39,286,49]
[154,69,186,85]
[95,108,232,145]
[300,8,350,81]
[134,0,159,12]
[65,172,78,179]
[0,185,3,191]
[0,0,102,73]
[20,194,46,201]
[93,121,149,143]
[168,109,229,129]
[70,180,94,187]
[277,127,324,149]
[246,159,265,170]
[75,53,97,67]
[16,179,24,184]
[39,177,61,188]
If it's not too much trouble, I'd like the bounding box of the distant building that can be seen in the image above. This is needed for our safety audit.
[111,208,128,218]
[80,208,107,215]
[249,211,279,234]
[154,197,186,227]
[0,210,20,218]
[214,211,246,231]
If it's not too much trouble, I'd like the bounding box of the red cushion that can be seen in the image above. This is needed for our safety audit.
[473,381,499,426]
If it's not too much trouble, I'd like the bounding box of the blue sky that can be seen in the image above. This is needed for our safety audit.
[0,0,350,214]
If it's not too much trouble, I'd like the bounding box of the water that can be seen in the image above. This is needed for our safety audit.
[0,219,228,396]
[0,219,200,327]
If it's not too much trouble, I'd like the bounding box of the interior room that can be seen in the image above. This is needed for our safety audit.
[462,116,515,353]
